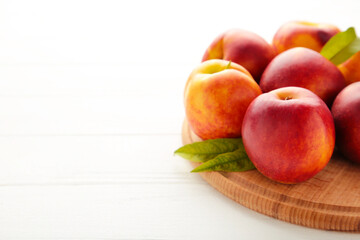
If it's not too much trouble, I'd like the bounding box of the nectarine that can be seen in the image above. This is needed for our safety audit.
[260,47,346,106]
[242,87,335,184]
[272,21,340,54]
[202,29,275,82]
[331,82,360,163]
[338,51,360,86]
[185,59,261,140]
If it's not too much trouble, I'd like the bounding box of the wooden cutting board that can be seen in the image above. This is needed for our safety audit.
[182,119,360,232]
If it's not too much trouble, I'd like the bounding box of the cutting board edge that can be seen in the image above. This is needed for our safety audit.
[182,119,360,232]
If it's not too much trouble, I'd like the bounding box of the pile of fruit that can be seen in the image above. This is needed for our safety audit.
[176,21,360,184]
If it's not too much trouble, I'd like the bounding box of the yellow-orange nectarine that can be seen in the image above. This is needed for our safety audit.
[185,59,261,140]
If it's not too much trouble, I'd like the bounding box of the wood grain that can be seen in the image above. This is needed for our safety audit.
[182,119,360,232]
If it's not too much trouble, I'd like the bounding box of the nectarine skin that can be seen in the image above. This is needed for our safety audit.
[242,87,335,184]
[260,47,346,106]
[338,51,360,86]
[202,29,275,82]
[185,60,262,140]
[272,21,340,54]
[331,82,360,163]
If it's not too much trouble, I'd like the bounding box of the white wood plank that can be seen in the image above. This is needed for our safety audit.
[0,64,190,135]
[2,182,357,240]
[0,64,192,96]
[0,135,356,239]
[0,94,184,135]
[0,135,188,183]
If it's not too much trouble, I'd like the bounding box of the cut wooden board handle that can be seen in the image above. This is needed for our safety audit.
[182,119,360,232]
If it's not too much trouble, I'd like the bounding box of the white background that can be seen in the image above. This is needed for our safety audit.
[0,0,359,239]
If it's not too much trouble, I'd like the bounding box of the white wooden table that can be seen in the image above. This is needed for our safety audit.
[0,0,359,239]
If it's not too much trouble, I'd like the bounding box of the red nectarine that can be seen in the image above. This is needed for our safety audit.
[242,87,335,184]
[331,82,360,163]
[202,29,275,82]
[260,47,346,106]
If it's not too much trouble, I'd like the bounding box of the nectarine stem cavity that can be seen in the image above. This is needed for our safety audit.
[284,96,292,100]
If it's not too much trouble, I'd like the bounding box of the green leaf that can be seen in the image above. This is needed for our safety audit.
[320,27,360,65]
[191,149,255,172]
[320,27,356,59]
[330,38,360,65]
[174,138,244,162]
